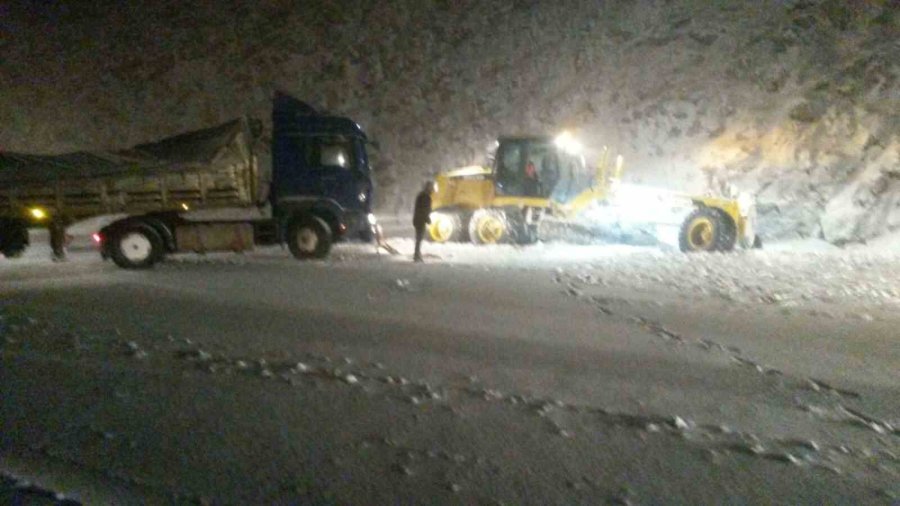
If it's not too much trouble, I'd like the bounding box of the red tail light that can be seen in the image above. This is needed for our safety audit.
[92,233,102,244]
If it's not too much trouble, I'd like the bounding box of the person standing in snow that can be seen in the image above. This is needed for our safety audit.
[412,181,434,262]
[48,214,70,262]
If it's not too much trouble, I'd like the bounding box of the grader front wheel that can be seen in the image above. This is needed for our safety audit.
[679,207,736,253]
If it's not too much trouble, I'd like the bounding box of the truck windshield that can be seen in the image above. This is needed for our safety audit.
[309,136,355,171]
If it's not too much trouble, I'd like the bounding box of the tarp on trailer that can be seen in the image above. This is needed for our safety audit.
[0,118,263,186]
[0,118,268,220]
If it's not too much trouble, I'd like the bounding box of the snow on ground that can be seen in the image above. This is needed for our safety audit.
[863,230,900,251]
[2,232,899,503]
[327,238,900,312]
[6,224,900,314]
[10,229,898,313]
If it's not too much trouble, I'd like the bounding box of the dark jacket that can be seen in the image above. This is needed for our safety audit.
[413,190,432,229]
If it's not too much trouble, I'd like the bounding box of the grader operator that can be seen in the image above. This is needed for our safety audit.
[426,133,759,252]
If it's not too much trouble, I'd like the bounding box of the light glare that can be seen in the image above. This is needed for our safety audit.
[554,131,583,155]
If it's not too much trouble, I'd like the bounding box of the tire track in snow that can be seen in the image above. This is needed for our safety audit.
[160,339,899,491]
[3,290,898,500]
[556,275,900,443]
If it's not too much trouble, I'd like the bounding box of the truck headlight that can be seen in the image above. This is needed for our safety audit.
[367,213,377,226]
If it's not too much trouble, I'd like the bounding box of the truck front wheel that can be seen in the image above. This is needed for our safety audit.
[1,242,27,258]
[287,215,332,260]
[110,223,164,269]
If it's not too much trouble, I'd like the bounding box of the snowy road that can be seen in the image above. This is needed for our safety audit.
[1,241,899,504]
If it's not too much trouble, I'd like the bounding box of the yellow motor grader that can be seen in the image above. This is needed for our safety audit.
[427,133,759,252]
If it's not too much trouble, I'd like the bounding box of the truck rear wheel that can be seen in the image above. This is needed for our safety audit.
[110,223,164,269]
[1,242,27,258]
[679,207,735,253]
[287,215,332,260]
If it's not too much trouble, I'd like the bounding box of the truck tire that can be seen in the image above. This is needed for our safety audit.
[469,208,510,245]
[1,243,27,258]
[287,215,332,260]
[679,207,735,253]
[0,219,29,259]
[109,223,164,269]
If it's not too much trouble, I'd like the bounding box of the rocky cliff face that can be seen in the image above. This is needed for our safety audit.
[2,0,898,244]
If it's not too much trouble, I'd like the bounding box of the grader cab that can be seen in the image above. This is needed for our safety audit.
[428,135,585,245]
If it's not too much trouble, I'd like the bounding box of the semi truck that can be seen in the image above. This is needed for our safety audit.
[0,92,377,268]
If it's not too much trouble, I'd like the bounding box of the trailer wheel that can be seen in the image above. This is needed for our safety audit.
[1,220,28,259]
[679,207,734,253]
[110,223,164,269]
[287,215,332,260]
[1,242,27,258]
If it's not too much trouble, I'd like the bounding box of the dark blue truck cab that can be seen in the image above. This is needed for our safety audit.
[270,92,375,259]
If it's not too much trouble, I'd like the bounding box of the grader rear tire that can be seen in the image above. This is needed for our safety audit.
[505,211,539,245]
[427,212,464,243]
